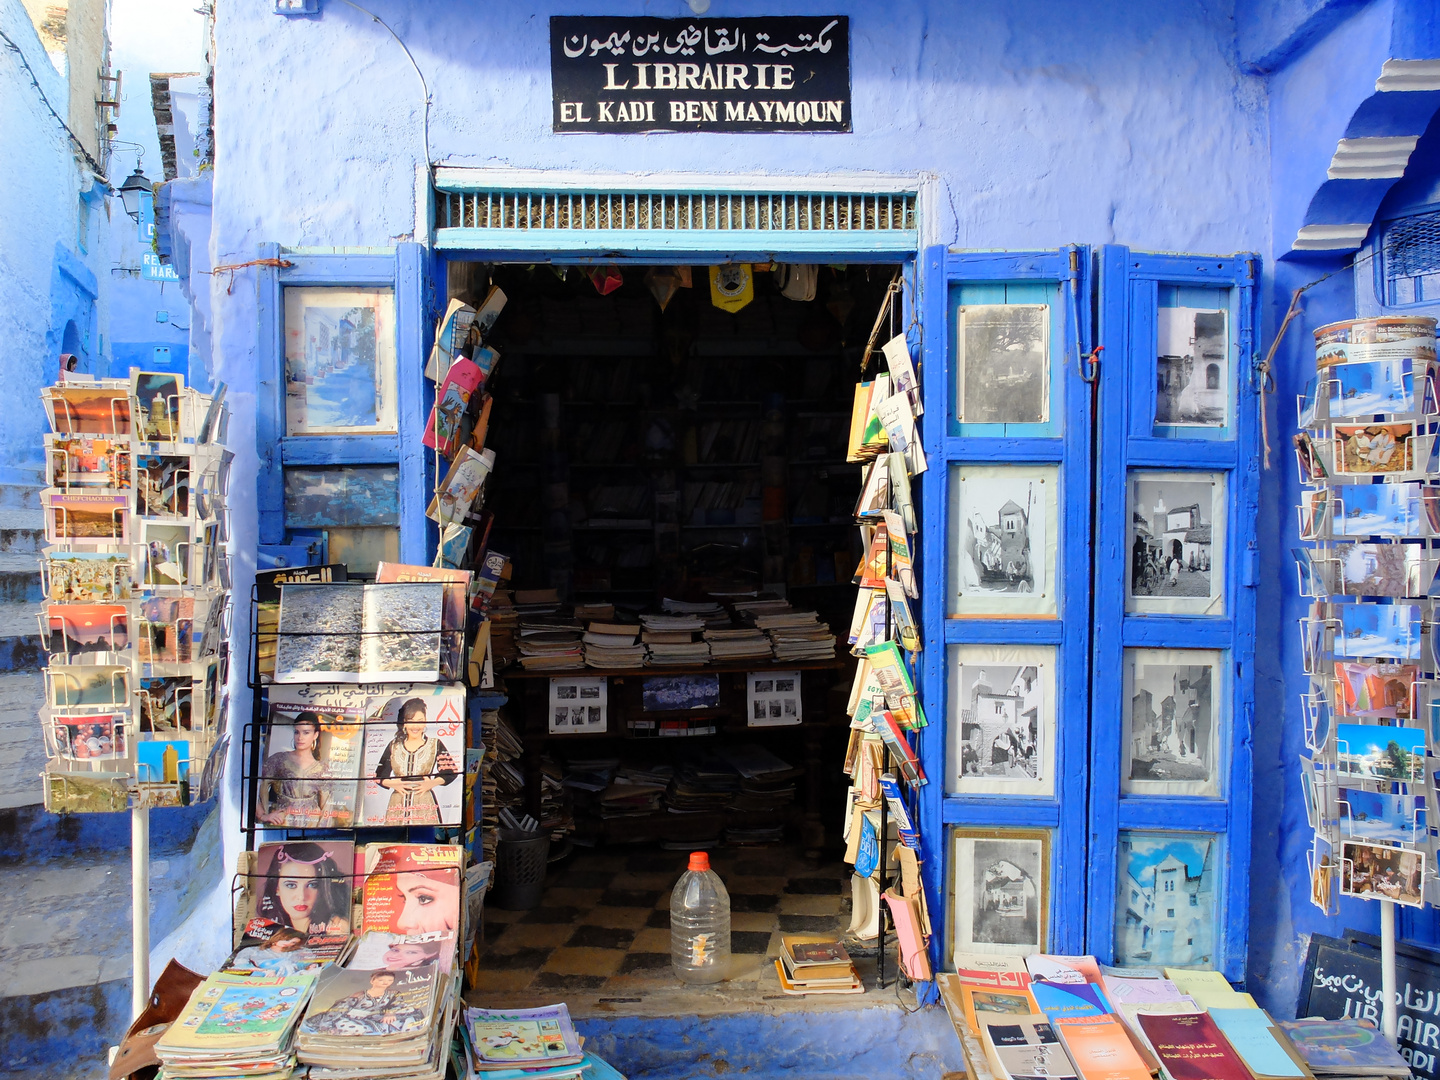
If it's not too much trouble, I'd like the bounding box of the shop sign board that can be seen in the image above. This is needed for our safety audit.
[550,16,850,133]
[1299,931,1440,1080]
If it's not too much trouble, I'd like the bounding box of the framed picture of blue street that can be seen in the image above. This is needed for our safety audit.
[1126,471,1226,616]
[1113,831,1218,969]
[282,287,396,436]
[948,464,1059,617]
[1121,648,1222,798]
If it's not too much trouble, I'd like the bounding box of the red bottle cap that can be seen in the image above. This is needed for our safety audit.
[688,851,710,872]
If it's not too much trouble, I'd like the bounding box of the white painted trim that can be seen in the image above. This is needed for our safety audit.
[415,164,432,248]
[1294,223,1370,250]
[1327,135,1420,179]
[432,165,922,195]
[1376,59,1440,92]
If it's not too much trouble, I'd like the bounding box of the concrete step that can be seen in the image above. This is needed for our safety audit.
[0,600,42,672]
[0,552,44,605]
[0,671,46,810]
[0,478,43,510]
[0,507,44,554]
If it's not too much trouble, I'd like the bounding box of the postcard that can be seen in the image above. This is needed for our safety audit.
[42,603,128,662]
[131,371,183,442]
[1334,602,1422,661]
[141,520,193,587]
[137,596,194,664]
[43,384,131,435]
[1334,423,1414,475]
[49,711,128,761]
[1329,358,1416,418]
[949,465,1059,618]
[136,739,190,785]
[423,357,486,458]
[283,287,396,435]
[133,454,191,518]
[1114,832,1217,967]
[360,686,465,827]
[1331,483,1422,538]
[44,491,128,544]
[1335,722,1425,783]
[1127,472,1225,616]
[273,583,364,683]
[1335,542,1430,598]
[425,297,478,381]
[877,391,927,476]
[1156,306,1228,427]
[259,691,367,828]
[1298,376,1319,429]
[1338,787,1424,845]
[1122,649,1221,797]
[45,551,132,603]
[1294,432,1328,484]
[1333,662,1417,719]
[548,676,608,735]
[47,665,129,710]
[1339,840,1425,907]
[948,644,1054,798]
[1299,488,1330,540]
[138,674,194,733]
[951,828,1048,958]
[46,436,131,488]
[956,304,1049,425]
[1315,317,1438,367]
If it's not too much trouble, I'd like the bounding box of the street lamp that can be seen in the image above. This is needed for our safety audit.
[118,165,152,222]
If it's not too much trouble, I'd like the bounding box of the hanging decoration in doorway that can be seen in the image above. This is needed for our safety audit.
[708,263,754,313]
[36,370,233,812]
[1292,315,1440,914]
[644,266,692,311]
[587,264,624,296]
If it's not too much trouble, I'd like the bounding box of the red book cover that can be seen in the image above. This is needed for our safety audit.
[1137,1011,1253,1080]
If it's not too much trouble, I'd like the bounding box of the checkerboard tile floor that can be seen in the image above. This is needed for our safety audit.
[468,844,851,1004]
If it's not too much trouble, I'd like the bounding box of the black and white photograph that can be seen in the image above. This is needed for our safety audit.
[950,465,1058,617]
[1122,648,1220,797]
[548,676,608,734]
[360,582,444,681]
[952,829,1049,959]
[947,644,1055,798]
[273,583,363,683]
[747,670,802,727]
[1127,471,1225,616]
[956,304,1050,425]
[1155,306,1229,427]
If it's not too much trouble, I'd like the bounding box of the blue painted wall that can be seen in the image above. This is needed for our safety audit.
[172,0,1440,1018]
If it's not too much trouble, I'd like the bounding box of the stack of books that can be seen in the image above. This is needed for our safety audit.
[582,619,645,668]
[458,1004,587,1079]
[1279,1017,1412,1078]
[517,608,584,671]
[486,590,518,667]
[741,603,836,661]
[665,756,739,812]
[702,625,773,660]
[155,970,318,1079]
[597,767,670,818]
[639,611,712,666]
[296,961,457,1080]
[774,934,862,995]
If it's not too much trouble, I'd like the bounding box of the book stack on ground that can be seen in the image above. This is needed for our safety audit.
[640,611,711,665]
[583,619,645,668]
[597,765,670,818]
[665,755,739,812]
[774,934,862,995]
[155,970,318,1080]
[296,961,457,1080]
[722,744,800,813]
[517,609,584,672]
[458,1004,593,1080]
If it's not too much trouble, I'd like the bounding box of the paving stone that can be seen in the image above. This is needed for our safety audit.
[490,922,575,951]
[567,925,636,950]
[519,905,585,925]
[729,893,780,913]
[583,906,652,930]
[784,876,845,894]
[629,927,672,953]
[778,913,844,933]
[731,930,773,955]
[531,971,609,992]
[599,888,663,908]
[540,947,625,977]
[617,952,671,974]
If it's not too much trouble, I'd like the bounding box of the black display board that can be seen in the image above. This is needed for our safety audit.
[550,16,850,133]
[1299,930,1440,1078]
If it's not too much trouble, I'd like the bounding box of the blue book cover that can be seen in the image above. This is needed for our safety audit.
[1030,979,1112,1021]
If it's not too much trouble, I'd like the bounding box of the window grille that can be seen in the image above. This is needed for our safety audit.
[1384,209,1440,305]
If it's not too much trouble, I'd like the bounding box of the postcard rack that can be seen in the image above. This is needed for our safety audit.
[1295,321,1440,932]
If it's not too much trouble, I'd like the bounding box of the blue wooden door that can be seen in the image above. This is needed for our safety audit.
[918,245,1094,963]
[1088,247,1260,980]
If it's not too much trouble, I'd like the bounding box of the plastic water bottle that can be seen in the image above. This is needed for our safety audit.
[670,851,731,984]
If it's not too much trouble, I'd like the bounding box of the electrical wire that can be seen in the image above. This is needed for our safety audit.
[0,26,111,182]
[331,0,432,176]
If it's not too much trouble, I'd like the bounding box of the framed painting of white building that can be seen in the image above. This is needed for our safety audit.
[947,644,1056,798]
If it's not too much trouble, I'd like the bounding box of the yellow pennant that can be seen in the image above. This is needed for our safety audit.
[709,264,754,313]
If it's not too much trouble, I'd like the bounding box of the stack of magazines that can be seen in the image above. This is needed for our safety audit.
[747,605,836,661]
[296,960,458,1080]
[457,1004,589,1079]
[702,625,773,660]
[155,970,318,1079]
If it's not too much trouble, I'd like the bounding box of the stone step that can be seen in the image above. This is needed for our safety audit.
[0,671,46,810]
[0,552,44,605]
[0,507,45,554]
[0,479,43,510]
[0,600,43,672]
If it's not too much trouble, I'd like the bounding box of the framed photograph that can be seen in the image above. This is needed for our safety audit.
[955,305,1050,425]
[547,676,608,734]
[131,371,183,441]
[1334,602,1422,662]
[283,287,397,435]
[948,464,1059,617]
[1112,831,1217,968]
[1126,471,1225,616]
[947,644,1056,798]
[1333,423,1415,475]
[1340,840,1425,907]
[950,827,1049,960]
[1155,305,1229,428]
[1122,648,1222,798]
[1335,723,1425,783]
[747,670,802,727]
[1338,787,1424,845]
[1328,359,1417,418]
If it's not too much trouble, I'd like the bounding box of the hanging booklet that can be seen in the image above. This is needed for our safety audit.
[884,510,918,596]
[855,455,890,519]
[885,579,921,652]
[426,446,495,525]
[883,333,923,415]
[866,640,928,729]
[878,390,927,476]
[889,450,916,534]
[423,357,486,458]
[426,298,478,382]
